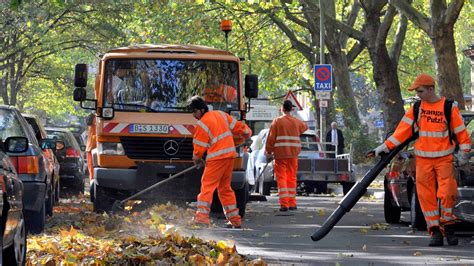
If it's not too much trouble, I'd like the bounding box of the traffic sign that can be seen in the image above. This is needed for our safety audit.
[314,64,332,91]
[315,91,331,100]
[319,100,328,108]
[284,90,303,111]
[375,119,384,128]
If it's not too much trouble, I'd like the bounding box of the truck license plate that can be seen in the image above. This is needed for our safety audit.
[130,124,169,134]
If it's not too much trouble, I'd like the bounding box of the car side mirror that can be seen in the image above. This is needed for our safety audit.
[4,137,29,153]
[40,138,57,150]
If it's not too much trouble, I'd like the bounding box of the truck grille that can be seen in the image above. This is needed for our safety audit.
[120,136,193,160]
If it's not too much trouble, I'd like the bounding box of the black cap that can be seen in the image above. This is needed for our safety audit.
[283,100,294,112]
[188,96,209,112]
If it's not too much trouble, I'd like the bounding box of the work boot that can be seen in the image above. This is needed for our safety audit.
[444,224,459,246]
[289,206,297,211]
[428,227,444,247]
[279,207,288,212]
[224,221,241,229]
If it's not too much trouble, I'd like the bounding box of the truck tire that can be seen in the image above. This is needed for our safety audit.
[411,188,426,230]
[342,181,355,195]
[384,180,401,223]
[235,182,249,218]
[25,202,46,234]
[93,184,115,213]
[211,182,249,218]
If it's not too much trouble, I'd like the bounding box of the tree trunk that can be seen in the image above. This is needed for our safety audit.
[432,29,465,109]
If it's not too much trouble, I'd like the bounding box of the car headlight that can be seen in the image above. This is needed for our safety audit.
[97,142,125,155]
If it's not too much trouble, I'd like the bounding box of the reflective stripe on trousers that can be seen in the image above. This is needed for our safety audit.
[416,155,457,231]
[274,158,298,208]
[194,158,241,226]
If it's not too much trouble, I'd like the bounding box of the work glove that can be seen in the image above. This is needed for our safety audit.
[455,151,471,167]
[192,155,205,169]
[367,143,390,158]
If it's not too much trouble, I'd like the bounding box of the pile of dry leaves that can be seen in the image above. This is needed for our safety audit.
[26,197,265,265]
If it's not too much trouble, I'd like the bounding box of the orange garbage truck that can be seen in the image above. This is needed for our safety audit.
[73,44,258,214]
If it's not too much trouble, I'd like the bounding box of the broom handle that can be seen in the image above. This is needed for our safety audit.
[120,164,199,204]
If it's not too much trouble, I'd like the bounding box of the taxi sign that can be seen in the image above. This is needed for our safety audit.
[314,64,332,91]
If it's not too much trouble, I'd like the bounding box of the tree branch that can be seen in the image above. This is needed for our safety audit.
[388,0,430,33]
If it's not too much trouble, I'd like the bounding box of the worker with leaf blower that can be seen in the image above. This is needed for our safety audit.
[189,96,251,228]
[265,100,308,211]
[368,73,471,246]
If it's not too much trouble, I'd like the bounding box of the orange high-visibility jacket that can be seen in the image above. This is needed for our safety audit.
[204,85,237,103]
[383,97,471,157]
[265,114,308,159]
[193,111,251,161]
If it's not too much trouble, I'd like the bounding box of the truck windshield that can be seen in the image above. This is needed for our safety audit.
[103,59,239,113]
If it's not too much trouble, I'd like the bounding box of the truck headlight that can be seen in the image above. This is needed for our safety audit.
[98,142,125,155]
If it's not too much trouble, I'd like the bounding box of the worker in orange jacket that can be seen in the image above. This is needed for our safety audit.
[368,73,471,246]
[265,100,308,211]
[189,96,251,228]
[85,113,97,181]
[203,76,237,103]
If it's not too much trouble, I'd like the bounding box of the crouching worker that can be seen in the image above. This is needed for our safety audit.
[189,96,251,228]
[367,73,471,246]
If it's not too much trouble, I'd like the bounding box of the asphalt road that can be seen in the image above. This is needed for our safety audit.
[186,194,474,265]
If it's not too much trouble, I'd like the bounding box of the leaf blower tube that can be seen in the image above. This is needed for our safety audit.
[310,136,415,241]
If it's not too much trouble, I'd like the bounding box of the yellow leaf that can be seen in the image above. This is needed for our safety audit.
[360,228,368,233]
[414,251,422,256]
[216,240,228,250]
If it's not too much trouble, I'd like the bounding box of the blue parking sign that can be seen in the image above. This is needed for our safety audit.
[314,64,332,91]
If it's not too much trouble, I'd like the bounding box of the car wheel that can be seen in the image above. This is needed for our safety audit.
[46,186,54,217]
[342,182,355,195]
[54,179,61,203]
[25,201,46,234]
[93,184,114,213]
[4,212,27,265]
[411,188,426,230]
[384,179,401,223]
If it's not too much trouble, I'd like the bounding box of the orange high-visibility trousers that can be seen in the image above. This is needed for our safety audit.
[416,155,457,233]
[195,158,241,226]
[87,151,94,180]
[274,158,298,208]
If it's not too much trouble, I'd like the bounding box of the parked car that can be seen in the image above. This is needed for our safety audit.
[45,127,86,194]
[246,129,274,195]
[383,111,474,229]
[0,137,28,264]
[23,113,61,214]
[0,105,56,234]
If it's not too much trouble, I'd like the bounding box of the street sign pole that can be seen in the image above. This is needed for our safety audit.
[319,0,325,139]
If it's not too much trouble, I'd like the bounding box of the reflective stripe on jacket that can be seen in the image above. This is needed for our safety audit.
[193,111,251,161]
[265,114,308,159]
[383,97,471,158]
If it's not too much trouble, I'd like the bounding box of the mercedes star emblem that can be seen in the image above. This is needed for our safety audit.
[163,140,179,156]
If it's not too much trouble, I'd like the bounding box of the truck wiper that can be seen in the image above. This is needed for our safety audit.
[112,103,188,111]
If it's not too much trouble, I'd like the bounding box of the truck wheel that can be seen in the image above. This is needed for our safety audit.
[45,187,54,217]
[384,180,401,223]
[342,182,355,195]
[411,188,426,230]
[25,202,46,234]
[235,182,249,218]
[93,184,114,213]
[262,181,271,196]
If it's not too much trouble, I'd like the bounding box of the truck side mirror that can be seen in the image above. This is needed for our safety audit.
[74,64,88,88]
[245,74,259,98]
[73,87,87,101]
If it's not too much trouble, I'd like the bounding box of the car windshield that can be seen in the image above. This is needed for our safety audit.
[103,59,240,113]
[300,135,319,151]
[0,109,27,140]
